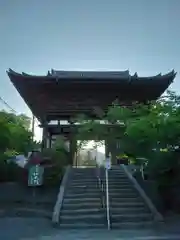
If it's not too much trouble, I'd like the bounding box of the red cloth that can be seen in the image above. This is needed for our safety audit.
[28,152,42,165]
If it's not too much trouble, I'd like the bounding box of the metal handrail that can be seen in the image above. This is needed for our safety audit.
[105,168,110,230]
[96,165,111,230]
[96,166,105,208]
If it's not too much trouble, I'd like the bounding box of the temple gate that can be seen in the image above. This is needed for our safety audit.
[7,69,176,165]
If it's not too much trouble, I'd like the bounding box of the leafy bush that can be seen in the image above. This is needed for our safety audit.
[41,146,69,186]
[0,153,24,182]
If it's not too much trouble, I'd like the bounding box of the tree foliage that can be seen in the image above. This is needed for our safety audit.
[75,91,180,179]
[0,111,34,155]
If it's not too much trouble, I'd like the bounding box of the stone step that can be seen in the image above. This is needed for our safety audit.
[108,180,131,183]
[110,202,145,207]
[62,202,101,210]
[109,192,139,198]
[68,187,99,191]
[108,180,131,184]
[109,185,136,190]
[66,190,101,194]
[109,175,128,179]
[111,221,154,229]
[108,185,133,189]
[66,185,100,190]
[68,184,99,187]
[71,177,97,180]
[110,206,150,214]
[109,173,126,175]
[72,173,97,175]
[72,169,96,172]
[65,192,101,198]
[70,179,97,182]
[63,197,101,204]
[72,170,97,175]
[108,174,128,177]
[70,181,97,185]
[109,188,137,193]
[72,173,96,176]
[69,185,99,189]
[110,197,143,203]
[72,173,96,175]
[60,213,105,224]
[66,188,101,194]
[59,223,105,229]
[109,173,127,175]
[108,179,130,182]
[109,180,130,183]
[71,180,98,183]
[108,184,132,188]
[65,192,101,197]
[69,185,99,188]
[109,169,125,171]
[111,213,153,222]
[61,208,103,215]
[109,172,126,174]
[67,187,101,192]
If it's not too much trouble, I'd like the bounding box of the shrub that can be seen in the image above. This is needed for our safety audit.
[0,152,24,182]
[41,148,68,186]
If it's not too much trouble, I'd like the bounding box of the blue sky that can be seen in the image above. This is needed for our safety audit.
[0,0,180,139]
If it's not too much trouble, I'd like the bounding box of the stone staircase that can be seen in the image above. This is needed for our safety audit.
[108,166,154,229]
[59,167,106,229]
[57,166,160,230]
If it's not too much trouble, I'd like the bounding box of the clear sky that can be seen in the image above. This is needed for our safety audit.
[0,0,180,140]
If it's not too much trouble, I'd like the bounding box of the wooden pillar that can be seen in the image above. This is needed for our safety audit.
[42,127,47,150]
[49,133,52,148]
[46,132,52,148]
[41,121,49,150]
[105,140,111,157]
[110,141,117,165]
[69,122,77,166]
[69,137,77,166]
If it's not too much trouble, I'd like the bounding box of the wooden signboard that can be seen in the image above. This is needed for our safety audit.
[28,165,44,186]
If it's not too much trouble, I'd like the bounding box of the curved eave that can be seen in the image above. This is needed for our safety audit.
[7,68,52,80]
[7,69,177,121]
[7,68,176,82]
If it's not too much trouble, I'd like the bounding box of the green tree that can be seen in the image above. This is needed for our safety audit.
[17,114,31,129]
[0,111,33,155]
[0,117,11,152]
[75,90,180,172]
[75,91,180,210]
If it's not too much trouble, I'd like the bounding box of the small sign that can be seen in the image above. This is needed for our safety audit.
[105,157,111,170]
[28,165,44,186]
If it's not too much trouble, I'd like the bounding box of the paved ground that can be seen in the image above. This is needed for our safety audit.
[1,218,180,240]
[0,183,58,203]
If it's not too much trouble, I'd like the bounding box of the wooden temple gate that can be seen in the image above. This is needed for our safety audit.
[7,68,176,165]
[40,122,123,165]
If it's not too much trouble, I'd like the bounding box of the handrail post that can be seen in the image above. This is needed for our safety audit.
[96,165,111,229]
[105,168,110,230]
[96,166,105,207]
